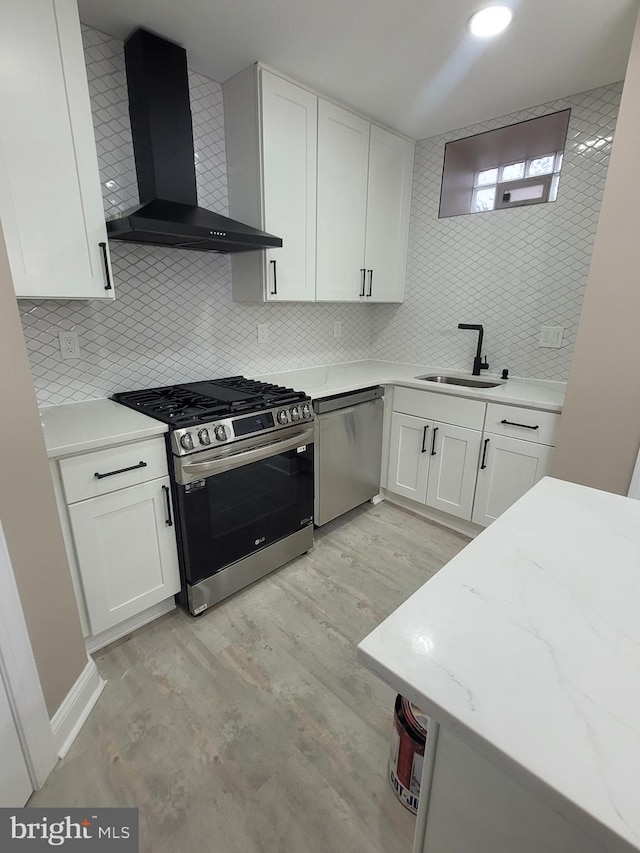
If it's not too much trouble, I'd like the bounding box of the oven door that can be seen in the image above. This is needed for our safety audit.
[173,425,314,586]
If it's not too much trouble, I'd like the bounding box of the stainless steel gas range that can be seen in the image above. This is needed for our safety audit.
[112,377,314,616]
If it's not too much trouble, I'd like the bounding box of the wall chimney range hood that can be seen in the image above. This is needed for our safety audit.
[107,29,282,253]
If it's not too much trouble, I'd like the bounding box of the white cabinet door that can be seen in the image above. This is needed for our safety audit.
[69,477,180,634]
[261,71,317,302]
[426,423,482,521]
[0,0,114,300]
[363,125,414,303]
[472,436,554,527]
[0,674,32,807]
[316,100,370,302]
[387,412,431,502]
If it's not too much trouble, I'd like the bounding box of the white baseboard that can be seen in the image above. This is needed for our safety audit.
[50,658,105,759]
[85,598,176,654]
[382,489,482,539]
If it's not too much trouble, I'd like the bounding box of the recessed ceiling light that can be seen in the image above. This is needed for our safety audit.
[468,5,513,38]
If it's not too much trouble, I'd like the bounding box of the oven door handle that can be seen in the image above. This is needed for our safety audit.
[180,427,314,479]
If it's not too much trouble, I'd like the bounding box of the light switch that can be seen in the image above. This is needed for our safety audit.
[257,323,269,343]
[539,325,564,348]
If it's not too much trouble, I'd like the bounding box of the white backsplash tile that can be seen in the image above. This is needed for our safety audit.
[371,83,622,380]
[18,26,621,405]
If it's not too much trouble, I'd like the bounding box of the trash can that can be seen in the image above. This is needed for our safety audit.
[388,694,429,813]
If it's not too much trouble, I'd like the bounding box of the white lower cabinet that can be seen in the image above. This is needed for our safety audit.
[426,423,482,520]
[388,413,430,501]
[387,390,559,529]
[388,412,481,521]
[472,435,554,527]
[68,476,180,635]
[56,437,180,640]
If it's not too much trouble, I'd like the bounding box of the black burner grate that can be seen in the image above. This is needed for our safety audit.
[112,376,309,427]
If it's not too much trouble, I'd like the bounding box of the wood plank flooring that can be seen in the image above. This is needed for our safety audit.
[29,501,467,853]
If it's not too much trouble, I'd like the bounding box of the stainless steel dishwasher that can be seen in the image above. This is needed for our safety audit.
[314,386,385,526]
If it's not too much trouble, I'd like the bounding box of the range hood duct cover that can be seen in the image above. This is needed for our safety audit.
[106,29,282,253]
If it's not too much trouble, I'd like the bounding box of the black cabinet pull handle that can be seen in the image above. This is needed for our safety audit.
[500,419,539,430]
[367,269,373,297]
[94,460,147,480]
[270,259,277,295]
[162,485,173,527]
[421,424,429,453]
[480,438,490,470]
[430,426,438,456]
[99,241,112,290]
[360,268,366,297]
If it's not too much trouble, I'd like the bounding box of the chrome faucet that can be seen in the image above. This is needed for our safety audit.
[458,324,489,376]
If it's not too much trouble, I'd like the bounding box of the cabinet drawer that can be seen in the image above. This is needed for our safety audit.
[393,387,485,430]
[485,403,559,446]
[60,438,168,503]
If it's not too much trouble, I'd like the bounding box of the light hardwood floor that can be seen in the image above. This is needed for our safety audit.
[30,501,467,853]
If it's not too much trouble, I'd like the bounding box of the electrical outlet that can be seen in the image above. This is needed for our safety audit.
[333,321,342,339]
[257,323,269,343]
[539,325,564,348]
[58,330,80,359]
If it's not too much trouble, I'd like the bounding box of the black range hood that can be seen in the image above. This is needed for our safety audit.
[107,29,282,253]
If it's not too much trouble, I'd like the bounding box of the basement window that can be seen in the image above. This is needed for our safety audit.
[439,109,570,218]
[471,152,563,212]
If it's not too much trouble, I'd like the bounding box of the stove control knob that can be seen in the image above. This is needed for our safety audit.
[198,428,211,445]
[214,425,228,442]
[180,432,195,451]
[301,403,311,419]
[290,406,300,421]
[277,409,289,425]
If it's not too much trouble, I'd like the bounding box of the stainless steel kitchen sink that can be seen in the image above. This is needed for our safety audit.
[414,374,504,388]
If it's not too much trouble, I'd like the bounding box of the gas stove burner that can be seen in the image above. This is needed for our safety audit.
[112,375,312,436]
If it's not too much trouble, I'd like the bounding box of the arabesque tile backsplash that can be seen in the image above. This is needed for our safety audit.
[18,26,621,406]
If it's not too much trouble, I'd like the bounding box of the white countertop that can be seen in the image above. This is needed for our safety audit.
[39,399,168,459]
[357,477,640,853]
[38,360,563,458]
[257,360,565,412]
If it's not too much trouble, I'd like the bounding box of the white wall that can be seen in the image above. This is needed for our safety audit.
[371,84,621,380]
[553,10,640,496]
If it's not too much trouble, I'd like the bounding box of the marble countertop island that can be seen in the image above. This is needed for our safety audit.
[358,477,640,852]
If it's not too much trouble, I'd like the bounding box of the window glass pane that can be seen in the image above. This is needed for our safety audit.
[549,174,560,201]
[471,187,496,212]
[500,162,525,181]
[527,155,555,176]
[475,168,498,187]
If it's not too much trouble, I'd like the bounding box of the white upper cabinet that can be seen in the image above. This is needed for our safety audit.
[0,0,114,300]
[224,64,414,304]
[224,67,317,302]
[316,104,414,303]
[364,126,414,303]
[316,101,370,302]
[261,72,317,302]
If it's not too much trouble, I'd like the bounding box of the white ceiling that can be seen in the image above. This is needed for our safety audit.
[77,0,638,139]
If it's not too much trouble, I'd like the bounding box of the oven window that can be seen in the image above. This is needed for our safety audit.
[176,444,314,585]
